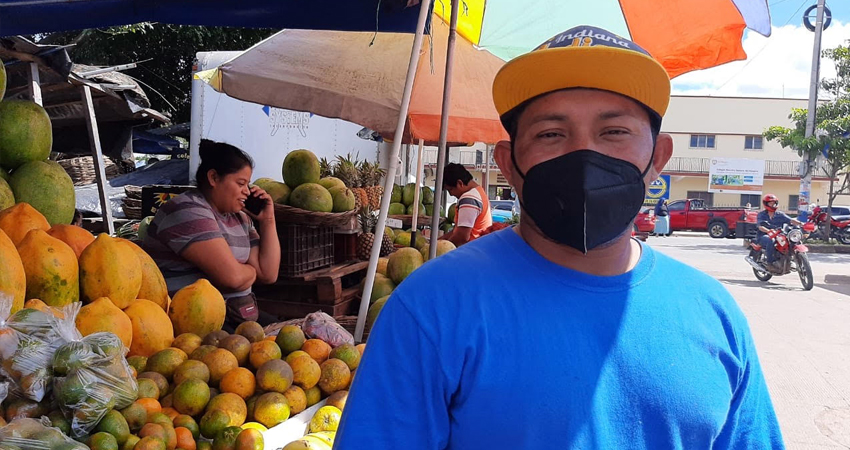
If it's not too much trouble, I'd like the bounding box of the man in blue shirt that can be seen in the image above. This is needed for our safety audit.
[757,193,801,271]
[335,25,784,450]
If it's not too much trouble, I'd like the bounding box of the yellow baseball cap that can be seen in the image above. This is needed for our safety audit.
[493,25,670,127]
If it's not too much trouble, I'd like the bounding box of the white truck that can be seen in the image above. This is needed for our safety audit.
[189,51,382,183]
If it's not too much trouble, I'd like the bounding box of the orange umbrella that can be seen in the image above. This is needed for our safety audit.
[201,17,507,145]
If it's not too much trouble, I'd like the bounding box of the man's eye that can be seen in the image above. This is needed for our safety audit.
[538,132,562,138]
[605,129,629,135]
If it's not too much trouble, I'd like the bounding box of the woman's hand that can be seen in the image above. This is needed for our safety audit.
[245,185,275,224]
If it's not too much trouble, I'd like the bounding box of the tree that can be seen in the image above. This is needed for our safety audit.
[764,42,850,242]
[37,24,275,124]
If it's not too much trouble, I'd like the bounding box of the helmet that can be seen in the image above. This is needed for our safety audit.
[762,194,778,212]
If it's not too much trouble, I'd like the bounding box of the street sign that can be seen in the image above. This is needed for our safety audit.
[645,174,671,205]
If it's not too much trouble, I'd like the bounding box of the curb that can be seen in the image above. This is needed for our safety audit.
[806,245,850,254]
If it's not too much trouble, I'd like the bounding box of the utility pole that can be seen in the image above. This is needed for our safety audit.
[799,0,826,222]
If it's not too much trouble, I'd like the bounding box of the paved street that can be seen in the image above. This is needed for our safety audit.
[650,234,850,449]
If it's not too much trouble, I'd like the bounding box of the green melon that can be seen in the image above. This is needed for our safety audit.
[361,273,395,303]
[388,203,405,215]
[138,216,154,242]
[448,204,457,223]
[425,204,434,217]
[366,295,389,330]
[328,186,356,212]
[289,183,333,212]
[282,150,320,189]
[0,177,13,210]
[254,178,291,204]
[0,62,5,101]
[10,160,75,225]
[406,203,426,216]
[420,240,456,261]
[422,186,434,205]
[401,183,418,206]
[390,185,402,203]
[318,177,346,190]
[0,100,53,171]
[387,247,424,284]
[0,169,8,182]
[393,231,411,247]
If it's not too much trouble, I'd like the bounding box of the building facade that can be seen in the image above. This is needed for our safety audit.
[420,96,832,212]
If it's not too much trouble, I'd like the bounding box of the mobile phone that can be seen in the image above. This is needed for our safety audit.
[244,193,267,215]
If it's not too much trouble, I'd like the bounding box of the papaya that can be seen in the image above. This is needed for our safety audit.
[169,279,226,339]
[47,224,95,259]
[118,239,169,311]
[23,298,65,319]
[16,229,79,307]
[0,202,50,246]
[124,299,175,357]
[0,228,26,313]
[79,233,142,309]
[76,297,133,349]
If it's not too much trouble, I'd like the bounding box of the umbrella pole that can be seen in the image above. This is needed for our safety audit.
[354,0,431,343]
[410,139,425,246]
[428,0,460,260]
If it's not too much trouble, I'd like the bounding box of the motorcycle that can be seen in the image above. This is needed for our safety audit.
[806,205,850,244]
[744,222,815,290]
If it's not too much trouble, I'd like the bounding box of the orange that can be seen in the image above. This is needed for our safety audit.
[190,345,219,361]
[173,360,211,386]
[138,372,169,398]
[146,347,189,381]
[275,325,305,355]
[162,407,180,421]
[248,340,281,370]
[234,428,264,450]
[201,330,229,347]
[139,423,168,443]
[304,386,322,407]
[174,427,196,450]
[289,355,320,390]
[218,334,251,367]
[318,359,351,395]
[255,359,294,394]
[202,348,239,387]
[282,385,306,415]
[285,350,309,366]
[134,436,167,450]
[172,378,211,417]
[135,398,162,418]
[326,390,348,412]
[119,402,148,432]
[301,339,331,364]
[355,343,366,356]
[220,367,256,399]
[329,344,360,371]
[252,392,290,429]
[206,393,247,427]
[234,321,265,343]
[172,333,203,356]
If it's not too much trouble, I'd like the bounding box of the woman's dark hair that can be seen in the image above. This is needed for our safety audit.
[443,163,473,187]
[196,140,254,191]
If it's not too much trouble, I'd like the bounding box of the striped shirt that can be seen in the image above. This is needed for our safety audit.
[143,189,259,298]
[454,186,492,240]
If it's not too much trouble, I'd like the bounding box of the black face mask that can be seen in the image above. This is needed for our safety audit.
[512,148,653,254]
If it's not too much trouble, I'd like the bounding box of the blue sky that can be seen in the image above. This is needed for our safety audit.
[671,1,850,98]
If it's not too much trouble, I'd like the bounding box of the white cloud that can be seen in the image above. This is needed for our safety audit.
[671,21,850,98]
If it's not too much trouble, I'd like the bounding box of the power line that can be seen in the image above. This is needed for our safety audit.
[712,0,810,94]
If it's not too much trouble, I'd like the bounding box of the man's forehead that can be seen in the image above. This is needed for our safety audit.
[519,88,651,123]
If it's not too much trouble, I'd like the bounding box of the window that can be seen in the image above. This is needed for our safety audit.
[687,191,714,206]
[475,150,483,165]
[745,135,763,150]
[788,195,799,211]
[689,134,716,148]
[740,194,760,207]
[667,201,686,212]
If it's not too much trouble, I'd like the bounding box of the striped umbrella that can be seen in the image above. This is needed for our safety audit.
[434,0,771,78]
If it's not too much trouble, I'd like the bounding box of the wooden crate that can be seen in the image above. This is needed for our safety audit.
[254,261,369,320]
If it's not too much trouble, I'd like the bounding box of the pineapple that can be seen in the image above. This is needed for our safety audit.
[357,206,393,260]
[357,207,376,260]
[319,157,334,178]
[360,161,386,210]
[333,154,365,209]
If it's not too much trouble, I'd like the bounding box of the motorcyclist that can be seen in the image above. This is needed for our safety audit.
[757,194,802,271]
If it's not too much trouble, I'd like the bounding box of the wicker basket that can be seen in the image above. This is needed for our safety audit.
[124,185,142,200]
[58,156,121,186]
[388,214,445,229]
[265,314,369,341]
[274,204,359,228]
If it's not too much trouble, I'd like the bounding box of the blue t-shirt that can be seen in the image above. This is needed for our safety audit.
[335,229,785,450]
[757,210,793,237]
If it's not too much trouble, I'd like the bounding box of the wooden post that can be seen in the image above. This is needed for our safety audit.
[410,139,425,246]
[28,62,42,105]
[81,85,115,235]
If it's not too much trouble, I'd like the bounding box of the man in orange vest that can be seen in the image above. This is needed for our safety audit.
[440,163,492,246]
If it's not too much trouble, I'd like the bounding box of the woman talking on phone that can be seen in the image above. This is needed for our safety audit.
[144,140,281,330]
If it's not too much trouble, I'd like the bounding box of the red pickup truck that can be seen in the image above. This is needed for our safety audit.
[667,199,751,238]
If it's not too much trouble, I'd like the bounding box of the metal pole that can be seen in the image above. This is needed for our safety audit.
[429,0,460,261]
[81,85,115,235]
[354,0,431,343]
[800,0,826,222]
[28,62,42,105]
[483,145,492,197]
[410,139,425,246]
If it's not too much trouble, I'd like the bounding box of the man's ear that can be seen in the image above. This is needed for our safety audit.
[493,140,516,187]
[649,133,673,180]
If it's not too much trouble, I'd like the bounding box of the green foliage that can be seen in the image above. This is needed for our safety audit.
[38,24,275,123]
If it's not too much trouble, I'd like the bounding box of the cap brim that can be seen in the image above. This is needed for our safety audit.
[493,46,671,119]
